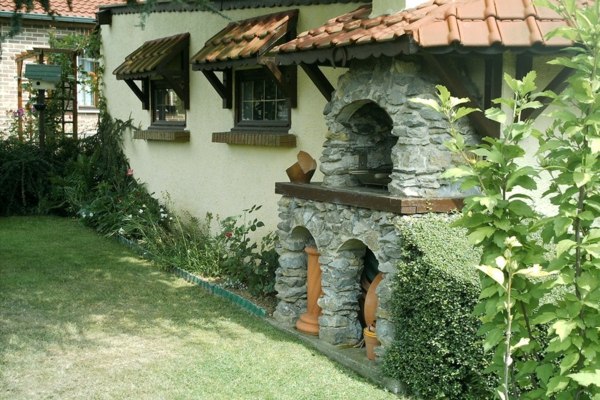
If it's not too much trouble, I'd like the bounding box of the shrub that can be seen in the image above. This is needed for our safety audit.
[382,214,495,400]
[219,205,278,296]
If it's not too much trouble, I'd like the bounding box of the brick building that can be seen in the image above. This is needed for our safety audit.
[0,0,108,137]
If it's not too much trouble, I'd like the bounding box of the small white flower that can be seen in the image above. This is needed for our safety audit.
[89,212,94,217]
[142,204,147,208]
[138,209,144,214]
[160,213,168,219]
[159,208,165,213]
[127,214,132,219]
[118,228,125,235]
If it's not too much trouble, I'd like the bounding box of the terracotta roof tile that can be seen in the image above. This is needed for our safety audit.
[0,0,114,19]
[113,33,189,79]
[190,10,297,68]
[274,0,590,58]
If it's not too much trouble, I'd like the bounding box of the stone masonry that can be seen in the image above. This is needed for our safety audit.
[321,57,478,197]
[274,56,479,359]
[275,196,402,351]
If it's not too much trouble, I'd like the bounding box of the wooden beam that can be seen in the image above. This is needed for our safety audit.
[484,55,503,110]
[516,53,533,80]
[299,63,334,102]
[275,182,464,214]
[124,79,149,109]
[202,70,232,109]
[522,67,574,121]
[261,59,297,108]
[424,54,500,138]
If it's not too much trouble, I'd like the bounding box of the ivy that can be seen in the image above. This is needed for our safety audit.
[416,1,600,398]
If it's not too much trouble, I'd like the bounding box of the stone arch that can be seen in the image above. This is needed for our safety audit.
[320,56,480,197]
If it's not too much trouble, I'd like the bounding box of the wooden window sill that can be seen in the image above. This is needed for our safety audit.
[134,129,190,142]
[212,131,296,147]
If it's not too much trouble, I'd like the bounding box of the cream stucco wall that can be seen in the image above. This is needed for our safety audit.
[501,52,564,216]
[101,4,362,233]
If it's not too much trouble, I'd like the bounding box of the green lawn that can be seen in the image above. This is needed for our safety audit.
[0,216,400,399]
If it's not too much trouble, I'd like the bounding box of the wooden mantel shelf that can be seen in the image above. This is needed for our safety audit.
[275,182,464,215]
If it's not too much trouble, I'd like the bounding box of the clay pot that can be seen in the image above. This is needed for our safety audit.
[363,272,383,328]
[286,151,317,184]
[295,246,323,335]
[363,327,380,360]
[286,162,315,183]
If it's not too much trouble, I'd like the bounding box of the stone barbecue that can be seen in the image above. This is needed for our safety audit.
[274,57,477,357]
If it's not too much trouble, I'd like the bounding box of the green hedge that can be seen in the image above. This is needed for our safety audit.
[382,214,495,399]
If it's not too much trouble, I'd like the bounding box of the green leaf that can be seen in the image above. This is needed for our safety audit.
[546,376,570,394]
[556,239,576,257]
[554,217,573,237]
[454,106,479,120]
[483,327,504,352]
[573,171,592,188]
[410,97,441,112]
[485,107,508,124]
[560,352,579,375]
[590,138,600,154]
[536,363,555,384]
[477,265,505,287]
[552,319,577,342]
[532,312,557,325]
[468,226,495,244]
[568,370,600,387]
[508,200,535,217]
[515,264,558,279]
[511,337,530,353]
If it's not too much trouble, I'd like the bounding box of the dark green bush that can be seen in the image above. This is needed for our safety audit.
[382,214,495,400]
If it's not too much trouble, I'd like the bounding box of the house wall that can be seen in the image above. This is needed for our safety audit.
[0,22,99,137]
[502,52,564,216]
[100,3,364,233]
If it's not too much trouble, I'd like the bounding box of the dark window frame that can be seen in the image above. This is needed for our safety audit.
[233,68,291,132]
[150,79,187,129]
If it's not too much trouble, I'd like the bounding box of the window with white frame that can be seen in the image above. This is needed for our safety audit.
[77,56,98,109]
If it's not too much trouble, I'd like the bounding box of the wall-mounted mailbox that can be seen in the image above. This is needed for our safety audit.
[24,64,62,90]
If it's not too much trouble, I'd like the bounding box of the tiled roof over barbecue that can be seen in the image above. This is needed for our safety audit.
[274,0,584,58]
[191,9,298,70]
[0,0,111,19]
[113,33,190,80]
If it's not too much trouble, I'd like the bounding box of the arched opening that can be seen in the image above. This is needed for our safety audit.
[337,101,396,190]
[335,240,381,342]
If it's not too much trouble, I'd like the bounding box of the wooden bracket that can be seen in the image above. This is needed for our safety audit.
[202,69,232,109]
[484,55,503,110]
[424,54,500,138]
[261,58,297,108]
[516,53,533,80]
[300,63,334,102]
[521,67,574,121]
[125,78,149,110]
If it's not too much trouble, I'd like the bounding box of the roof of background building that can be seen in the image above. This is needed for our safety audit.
[0,0,113,19]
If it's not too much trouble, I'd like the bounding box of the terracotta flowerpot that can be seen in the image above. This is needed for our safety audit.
[286,151,317,184]
[295,246,322,335]
[363,327,380,360]
[363,272,383,328]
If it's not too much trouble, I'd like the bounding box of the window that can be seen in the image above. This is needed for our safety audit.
[151,80,186,126]
[77,57,98,109]
[235,69,290,131]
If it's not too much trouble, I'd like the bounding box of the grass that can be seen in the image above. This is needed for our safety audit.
[0,216,401,399]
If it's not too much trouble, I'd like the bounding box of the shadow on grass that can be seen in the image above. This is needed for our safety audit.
[0,216,303,358]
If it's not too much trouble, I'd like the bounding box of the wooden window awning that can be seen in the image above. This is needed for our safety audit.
[190,10,298,108]
[113,33,190,109]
